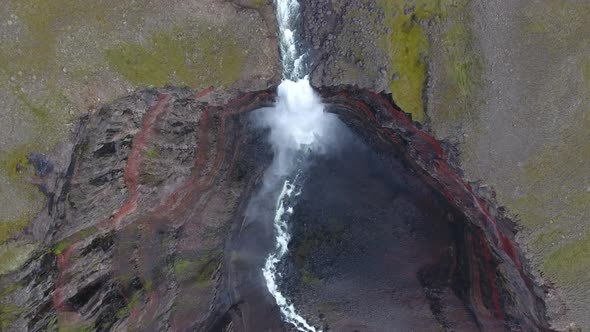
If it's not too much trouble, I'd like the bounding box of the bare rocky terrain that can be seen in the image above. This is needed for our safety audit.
[301,0,590,329]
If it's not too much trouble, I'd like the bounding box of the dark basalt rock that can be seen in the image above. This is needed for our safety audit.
[0,86,551,331]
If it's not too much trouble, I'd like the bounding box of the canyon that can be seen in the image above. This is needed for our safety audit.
[1,0,589,331]
[0,85,552,330]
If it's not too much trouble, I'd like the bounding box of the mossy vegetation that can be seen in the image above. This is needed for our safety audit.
[173,259,191,275]
[116,291,142,319]
[1,0,109,142]
[514,111,590,227]
[0,218,29,245]
[53,227,99,255]
[105,27,246,88]
[438,16,483,121]
[0,145,33,180]
[57,312,94,332]
[8,0,107,72]
[532,228,564,251]
[0,144,48,230]
[0,283,21,298]
[252,0,268,7]
[377,0,475,123]
[379,1,430,122]
[0,303,23,331]
[507,109,590,290]
[544,233,590,284]
[0,242,36,275]
[144,147,160,159]
[173,251,221,286]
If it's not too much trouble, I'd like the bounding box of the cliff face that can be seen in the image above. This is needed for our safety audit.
[0,84,551,331]
[301,0,590,329]
[0,87,276,331]
[0,0,280,287]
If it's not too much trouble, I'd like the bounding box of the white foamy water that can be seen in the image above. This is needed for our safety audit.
[276,0,306,80]
[260,78,325,332]
[262,178,319,332]
[260,0,327,330]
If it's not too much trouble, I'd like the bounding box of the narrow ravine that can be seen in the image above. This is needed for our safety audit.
[259,0,326,330]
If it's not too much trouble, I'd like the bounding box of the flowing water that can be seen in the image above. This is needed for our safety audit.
[260,0,328,330]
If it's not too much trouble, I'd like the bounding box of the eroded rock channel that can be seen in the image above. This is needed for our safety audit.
[1,85,553,331]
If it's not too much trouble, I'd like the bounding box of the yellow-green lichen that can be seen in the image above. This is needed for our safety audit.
[116,291,142,319]
[544,233,590,284]
[0,303,23,331]
[173,251,221,286]
[0,242,36,275]
[0,283,21,298]
[531,228,564,253]
[173,259,191,275]
[378,0,470,122]
[0,218,29,245]
[522,21,548,34]
[521,1,590,55]
[0,145,33,180]
[437,15,483,121]
[105,27,246,88]
[57,312,94,332]
[144,147,160,159]
[7,0,117,74]
[0,145,46,224]
[53,227,99,255]
[512,111,590,229]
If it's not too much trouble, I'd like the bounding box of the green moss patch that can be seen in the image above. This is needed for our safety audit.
[0,303,23,331]
[378,1,449,122]
[0,242,36,275]
[0,283,21,298]
[116,291,142,319]
[57,312,94,332]
[378,0,475,123]
[53,227,99,255]
[513,111,590,228]
[0,145,33,180]
[0,218,29,245]
[105,27,246,88]
[385,11,429,121]
[144,146,160,159]
[544,233,590,284]
[174,251,221,286]
[7,0,118,74]
[437,17,483,121]
[532,228,564,251]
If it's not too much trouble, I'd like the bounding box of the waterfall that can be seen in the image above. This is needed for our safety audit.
[259,0,327,331]
[276,0,306,80]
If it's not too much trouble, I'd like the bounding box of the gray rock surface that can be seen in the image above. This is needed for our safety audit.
[301,0,590,329]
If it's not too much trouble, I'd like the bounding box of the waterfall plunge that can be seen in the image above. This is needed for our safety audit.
[258,0,332,330]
